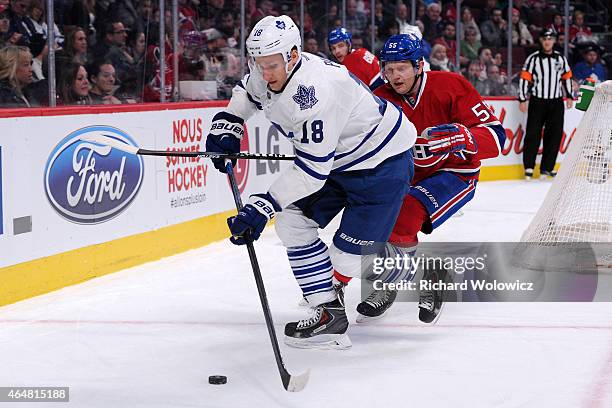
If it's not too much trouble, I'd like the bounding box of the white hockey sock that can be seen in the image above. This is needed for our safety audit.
[287,239,335,306]
[367,243,418,284]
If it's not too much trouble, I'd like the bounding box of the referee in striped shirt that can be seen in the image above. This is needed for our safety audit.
[519,28,574,180]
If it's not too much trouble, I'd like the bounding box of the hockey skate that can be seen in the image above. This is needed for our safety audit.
[418,265,448,324]
[298,281,346,308]
[284,298,352,350]
[355,288,397,323]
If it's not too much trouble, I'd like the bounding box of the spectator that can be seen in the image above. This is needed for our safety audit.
[422,2,444,44]
[429,44,454,72]
[88,60,122,104]
[351,33,364,50]
[480,8,507,48]
[109,0,138,35]
[395,3,411,34]
[416,3,426,22]
[128,30,145,63]
[459,6,481,42]
[483,64,507,95]
[179,30,206,80]
[366,22,385,55]
[476,46,493,80]
[461,26,482,62]
[384,19,400,38]
[466,60,487,94]
[373,1,386,31]
[8,0,34,45]
[178,0,197,21]
[91,21,137,97]
[573,45,607,83]
[569,11,593,44]
[548,12,565,34]
[135,0,153,35]
[482,0,498,21]
[511,8,533,47]
[27,32,45,80]
[345,0,368,36]
[250,0,278,26]
[304,35,327,59]
[201,28,239,97]
[58,62,91,105]
[433,22,466,66]
[218,11,239,48]
[0,8,13,47]
[492,51,504,68]
[0,45,33,106]
[56,27,88,66]
[513,0,531,23]
[526,0,547,34]
[27,0,63,47]
[126,31,146,98]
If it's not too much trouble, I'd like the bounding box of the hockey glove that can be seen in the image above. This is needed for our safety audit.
[422,123,477,156]
[227,193,281,245]
[205,111,245,173]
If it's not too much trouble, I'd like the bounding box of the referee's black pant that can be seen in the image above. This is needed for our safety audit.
[523,97,565,173]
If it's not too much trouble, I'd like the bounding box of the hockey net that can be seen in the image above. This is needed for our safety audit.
[521,81,612,264]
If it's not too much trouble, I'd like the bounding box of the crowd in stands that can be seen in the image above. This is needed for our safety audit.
[0,0,608,107]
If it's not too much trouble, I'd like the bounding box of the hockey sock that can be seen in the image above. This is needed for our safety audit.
[287,238,336,305]
[333,270,353,285]
[375,243,418,283]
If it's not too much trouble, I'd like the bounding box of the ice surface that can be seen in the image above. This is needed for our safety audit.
[1,181,611,408]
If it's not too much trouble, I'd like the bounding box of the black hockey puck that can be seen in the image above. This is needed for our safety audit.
[208,375,227,385]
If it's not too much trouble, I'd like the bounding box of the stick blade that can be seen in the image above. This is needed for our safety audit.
[80,133,139,155]
[283,369,310,392]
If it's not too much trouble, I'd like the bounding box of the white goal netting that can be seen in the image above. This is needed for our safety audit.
[521,80,612,244]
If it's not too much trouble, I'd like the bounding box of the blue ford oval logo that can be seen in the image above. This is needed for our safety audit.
[44,126,144,224]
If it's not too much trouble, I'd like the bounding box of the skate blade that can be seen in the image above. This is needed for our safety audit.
[284,333,352,350]
[355,312,388,324]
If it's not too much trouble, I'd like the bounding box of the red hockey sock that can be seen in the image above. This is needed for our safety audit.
[333,270,352,285]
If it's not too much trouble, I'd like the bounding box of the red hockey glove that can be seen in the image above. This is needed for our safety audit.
[422,123,477,156]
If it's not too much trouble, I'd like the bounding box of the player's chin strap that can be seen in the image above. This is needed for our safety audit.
[404,61,423,97]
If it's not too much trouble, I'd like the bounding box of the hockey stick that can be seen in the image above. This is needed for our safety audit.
[225,160,310,392]
[80,134,296,161]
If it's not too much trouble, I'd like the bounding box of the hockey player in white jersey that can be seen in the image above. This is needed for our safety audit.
[205,15,417,350]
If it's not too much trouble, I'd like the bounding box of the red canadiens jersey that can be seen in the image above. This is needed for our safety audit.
[374,71,506,183]
[343,48,384,90]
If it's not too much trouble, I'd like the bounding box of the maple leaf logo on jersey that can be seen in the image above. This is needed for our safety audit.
[276,20,286,30]
[292,85,318,110]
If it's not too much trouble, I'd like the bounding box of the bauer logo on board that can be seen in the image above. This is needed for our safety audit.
[44,126,144,224]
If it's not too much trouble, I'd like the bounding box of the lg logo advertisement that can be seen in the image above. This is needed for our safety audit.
[44,126,144,224]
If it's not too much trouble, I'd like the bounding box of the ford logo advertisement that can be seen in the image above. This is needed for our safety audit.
[44,126,144,224]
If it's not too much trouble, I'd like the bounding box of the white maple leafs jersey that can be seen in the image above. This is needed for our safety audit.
[226,52,417,209]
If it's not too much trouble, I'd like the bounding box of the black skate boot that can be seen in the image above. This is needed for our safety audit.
[284,298,351,350]
[355,288,397,323]
[418,266,448,324]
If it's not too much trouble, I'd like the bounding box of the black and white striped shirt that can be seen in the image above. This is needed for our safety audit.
[519,50,573,102]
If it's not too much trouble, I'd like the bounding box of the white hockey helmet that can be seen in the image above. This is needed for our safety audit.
[246,15,301,73]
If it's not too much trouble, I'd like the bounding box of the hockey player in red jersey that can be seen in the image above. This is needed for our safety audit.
[328,27,384,91]
[334,34,507,324]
